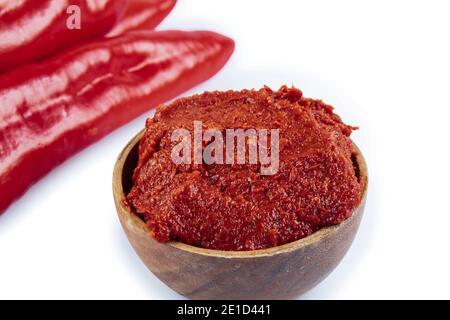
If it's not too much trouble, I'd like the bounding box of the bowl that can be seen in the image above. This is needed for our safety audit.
[113,130,368,299]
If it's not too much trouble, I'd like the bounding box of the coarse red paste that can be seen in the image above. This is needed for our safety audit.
[126,86,362,251]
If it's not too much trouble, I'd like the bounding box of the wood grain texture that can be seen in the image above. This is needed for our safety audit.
[113,130,368,300]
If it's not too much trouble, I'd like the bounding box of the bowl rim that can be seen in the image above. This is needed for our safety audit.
[113,130,368,259]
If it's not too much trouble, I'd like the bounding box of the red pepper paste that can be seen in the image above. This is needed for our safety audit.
[126,86,362,251]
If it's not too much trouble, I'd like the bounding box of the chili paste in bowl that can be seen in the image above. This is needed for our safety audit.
[125,86,362,251]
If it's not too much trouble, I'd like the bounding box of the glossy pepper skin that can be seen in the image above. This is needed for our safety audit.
[108,0,177,37]
[0,30,235,213]
[0,0,128,73]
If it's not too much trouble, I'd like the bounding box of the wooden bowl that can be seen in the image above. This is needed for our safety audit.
[113,131,368,300]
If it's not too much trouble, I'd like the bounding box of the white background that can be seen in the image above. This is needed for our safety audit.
[1,0,450,299]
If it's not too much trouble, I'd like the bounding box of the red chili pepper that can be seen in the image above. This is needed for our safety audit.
[0,30,234,213]
[0,0,128,73]
[108,0,177,37]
